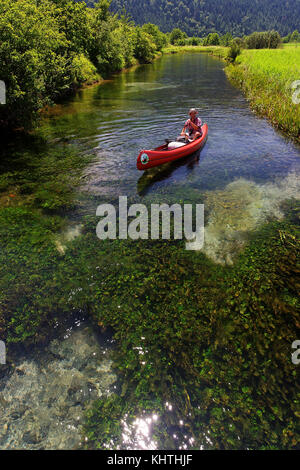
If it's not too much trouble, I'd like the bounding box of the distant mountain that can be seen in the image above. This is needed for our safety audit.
[108,0,300,36]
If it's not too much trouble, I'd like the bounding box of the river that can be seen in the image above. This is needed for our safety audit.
[0,53,299,449]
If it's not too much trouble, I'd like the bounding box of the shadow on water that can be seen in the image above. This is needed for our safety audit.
[137,150,202,196]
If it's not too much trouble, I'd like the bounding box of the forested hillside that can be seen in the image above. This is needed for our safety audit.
[108,0,300,36]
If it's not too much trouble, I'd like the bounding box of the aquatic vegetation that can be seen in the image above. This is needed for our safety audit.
[0,324,116,449]
[226,47,300,140]
[0,134,94,211]
[1,192,298,449]
[81,212,300,450]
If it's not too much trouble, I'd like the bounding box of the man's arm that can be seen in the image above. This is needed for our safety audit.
[181,124,187,135]
[189,119,201,131]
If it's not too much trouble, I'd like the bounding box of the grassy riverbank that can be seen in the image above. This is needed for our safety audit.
[226,46,300,141]
[163,45,229,60]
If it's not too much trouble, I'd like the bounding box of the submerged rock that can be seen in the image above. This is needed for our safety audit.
[0,325,116,449]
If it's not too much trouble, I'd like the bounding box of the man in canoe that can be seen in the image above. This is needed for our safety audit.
[180,108,202,142]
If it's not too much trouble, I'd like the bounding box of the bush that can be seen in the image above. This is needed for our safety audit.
[141,23,168,51]
[0,0,167,131]
[203,33,220,46]
[221,32,233,46]
[282,33,291,43]
[133,28,156,63]
[233,37,246,48]
[0,0,70,129]
[170,28,187,45]
[227,42,241,63]
[291,30,300,42]
[174,38,187,46]
[245,30,281,49]
[188,36,201,46]
[71,54,100,86]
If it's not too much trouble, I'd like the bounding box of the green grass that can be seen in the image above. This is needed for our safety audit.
[226,47,300,140]
[283,42,300,49]
[163,45,229,59]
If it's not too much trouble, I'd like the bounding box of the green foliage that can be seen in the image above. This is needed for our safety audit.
[109,0,299,37]
[226,47,300,140]
[0,0,166,130]
[245,30,281,49]
[282,33,292,44]
[71,54,100,86]
[0,0,69,129]
[141,23,168,51]
[220,32,233,47]
[133,28,156,63]
[203,33,220,46]
[227,42,241,63]
[169,28,187,45]
[187,37,201,46]
[290,30,300,42]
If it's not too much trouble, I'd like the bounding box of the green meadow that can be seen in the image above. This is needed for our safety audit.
[162,45,229,59]
[226,46,300,140]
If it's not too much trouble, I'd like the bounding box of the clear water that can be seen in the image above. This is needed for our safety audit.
[43,53,300,193]
[42,52,300,262]
[1,53,300,449]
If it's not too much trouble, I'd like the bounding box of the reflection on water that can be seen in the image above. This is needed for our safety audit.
[137,150,201,196]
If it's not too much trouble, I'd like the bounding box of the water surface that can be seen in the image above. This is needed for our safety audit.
[1,52,300,449]
[42,53,300,262]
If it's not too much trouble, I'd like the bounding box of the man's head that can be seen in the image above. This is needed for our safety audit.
[189,108,198,118]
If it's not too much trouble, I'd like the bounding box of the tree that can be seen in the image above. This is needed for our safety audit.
[221,32,233,46]
[170,28,187,45]
[110,0,300,37]
[0,0,70,128]
[291,30,300,42]
[203,33,220,46]
[133,28,156,63]
[142,23,168,51]
[245,30,281,49]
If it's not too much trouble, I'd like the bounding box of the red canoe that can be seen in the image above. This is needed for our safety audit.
[137,124,208,170]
